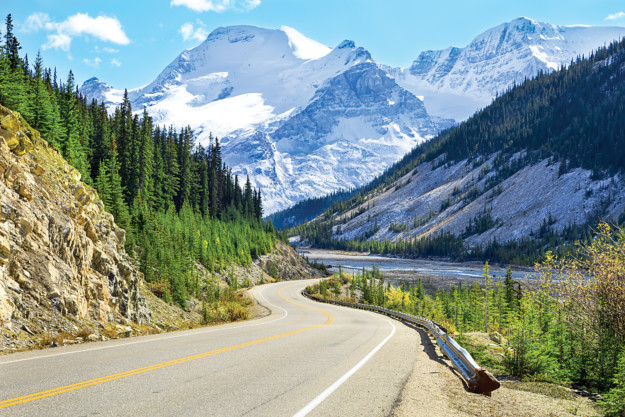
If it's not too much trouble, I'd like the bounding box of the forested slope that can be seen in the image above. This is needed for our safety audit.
[291,37,625,265]
[0,14,277,307]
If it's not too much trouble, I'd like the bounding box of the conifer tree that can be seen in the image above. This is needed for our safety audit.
[60,70,91,182]
[244,175,253,217]
[4,14,20,70]
[138,108,155,205]
[31,52,54,142]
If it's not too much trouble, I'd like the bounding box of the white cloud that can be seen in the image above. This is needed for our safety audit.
[25,12,130,52]
[45,33,73,51]
[83,57,102,68]
[24,12,53,32]
[179,21,209,42]
[171,0,260,13]
[605,11,625,21]
[111,58,122,67]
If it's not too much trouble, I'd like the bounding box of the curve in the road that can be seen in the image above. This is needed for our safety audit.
[1,283,335,410]
[1,281,412,417]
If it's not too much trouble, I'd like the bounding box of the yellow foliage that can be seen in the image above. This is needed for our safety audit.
[536,222,625,343]
[385,287,413,311]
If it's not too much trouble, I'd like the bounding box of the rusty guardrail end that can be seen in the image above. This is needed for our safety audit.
[468,369,501,396]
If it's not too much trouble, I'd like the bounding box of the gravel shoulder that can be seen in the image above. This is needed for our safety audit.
[391,327,600,417]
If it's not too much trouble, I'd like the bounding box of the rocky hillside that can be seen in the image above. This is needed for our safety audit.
[0,104,318,353]
[0,105,152,350]
[331,154,625,247]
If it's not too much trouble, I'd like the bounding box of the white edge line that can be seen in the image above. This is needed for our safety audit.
[292,318,397,417]
[0,284,290,366]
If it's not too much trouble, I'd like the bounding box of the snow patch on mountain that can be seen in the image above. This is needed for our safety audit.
[389,17,625,120]
[280,25,331,60]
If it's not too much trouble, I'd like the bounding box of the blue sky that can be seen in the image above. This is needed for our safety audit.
[2,0,625,89]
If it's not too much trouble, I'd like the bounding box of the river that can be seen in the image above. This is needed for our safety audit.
[299,248,532,288]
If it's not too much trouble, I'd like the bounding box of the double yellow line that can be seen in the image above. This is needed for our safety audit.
[1,283,334,409]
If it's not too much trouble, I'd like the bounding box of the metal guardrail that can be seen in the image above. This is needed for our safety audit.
[302,291,501,395]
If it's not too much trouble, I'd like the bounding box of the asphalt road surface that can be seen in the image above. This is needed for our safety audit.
[0,281,419,416]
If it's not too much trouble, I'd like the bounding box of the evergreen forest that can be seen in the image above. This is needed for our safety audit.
[0,14,276,306]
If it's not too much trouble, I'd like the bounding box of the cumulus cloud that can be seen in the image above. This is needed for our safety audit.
[111,58,122,67]
[605,11,625,21]
[171,0,260,13]
[179,21,209,42]
[24,12,130,52]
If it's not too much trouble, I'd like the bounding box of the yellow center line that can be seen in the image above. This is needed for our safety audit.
[1,282,334,409]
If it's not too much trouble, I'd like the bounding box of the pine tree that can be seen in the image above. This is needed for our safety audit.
[504,266,517,311]
[4,14,20,70]
[60,70,91,182]
[31,52,54,142]
[483,261,491,332]
[138,108,155,205]
[244,175,253,217]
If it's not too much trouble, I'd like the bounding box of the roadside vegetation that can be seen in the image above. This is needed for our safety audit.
[307,223,625,416]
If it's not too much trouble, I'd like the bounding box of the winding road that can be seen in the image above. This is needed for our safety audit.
[0,281,421,416]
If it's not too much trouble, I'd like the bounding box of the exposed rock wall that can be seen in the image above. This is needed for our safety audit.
[0,105,149,351]
[258,241,323,281]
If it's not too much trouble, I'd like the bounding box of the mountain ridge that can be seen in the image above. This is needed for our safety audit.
[81,19,625,215]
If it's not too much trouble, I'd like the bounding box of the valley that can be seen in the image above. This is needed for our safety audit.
[1,4,625,416]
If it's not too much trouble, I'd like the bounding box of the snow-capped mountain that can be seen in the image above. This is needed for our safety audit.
[81,25,447,214]
[390,17,625,121]
[222,61,443,212]
[80,77,124,111]
[81,19,625,214]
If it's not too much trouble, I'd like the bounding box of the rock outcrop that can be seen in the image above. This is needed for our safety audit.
[258,241,324,281]
[0,105,149,352]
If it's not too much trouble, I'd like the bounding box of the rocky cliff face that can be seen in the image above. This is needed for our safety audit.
[0,105,150,352]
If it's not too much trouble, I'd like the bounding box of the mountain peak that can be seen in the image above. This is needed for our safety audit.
[512,16,539,25]
[338,40,356,49]
[204,25,269,44]
[279,25,331,60]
